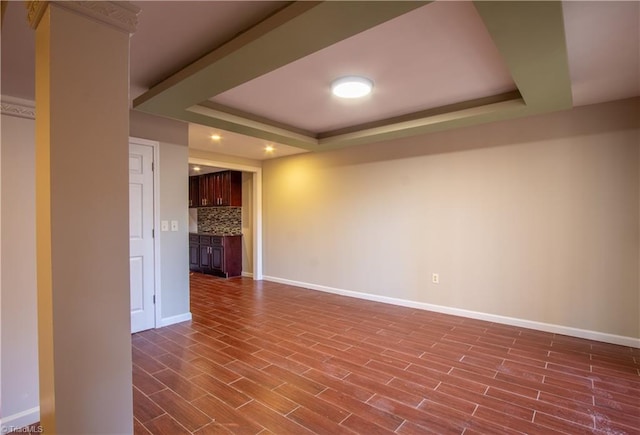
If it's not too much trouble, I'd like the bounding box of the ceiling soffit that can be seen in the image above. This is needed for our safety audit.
[133,1,572,152]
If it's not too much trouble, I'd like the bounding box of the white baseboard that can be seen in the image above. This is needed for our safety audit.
[262,276,640,348]
[157,312,192,328]
[241,271,254,278]
[0,406,40,433]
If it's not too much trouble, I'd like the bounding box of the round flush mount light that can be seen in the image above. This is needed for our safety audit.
[331,76,373,99]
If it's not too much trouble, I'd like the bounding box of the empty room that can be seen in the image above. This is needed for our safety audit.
[1,1,639,434]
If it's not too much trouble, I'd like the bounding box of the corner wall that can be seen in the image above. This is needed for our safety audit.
[0,106,192,429]
[262,98,640,343]
[0,109,39,430]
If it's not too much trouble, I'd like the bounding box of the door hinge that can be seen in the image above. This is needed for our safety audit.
[152,229,155,238]
[151,162,154,171]
[153,295,156,304]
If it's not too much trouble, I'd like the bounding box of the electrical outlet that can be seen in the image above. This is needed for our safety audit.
[432,273,439,284]
[161,220,169,231]
[171,220,178,231]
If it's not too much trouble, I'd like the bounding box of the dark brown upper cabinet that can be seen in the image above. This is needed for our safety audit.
[189,170,241,207]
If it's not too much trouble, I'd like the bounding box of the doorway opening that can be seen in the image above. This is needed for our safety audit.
[187,157,263,281]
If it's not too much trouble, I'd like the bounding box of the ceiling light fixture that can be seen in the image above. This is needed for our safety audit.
[264,144,275,153]
[192,166,201,172]
[210,134,221,141]
[331,76,373,99]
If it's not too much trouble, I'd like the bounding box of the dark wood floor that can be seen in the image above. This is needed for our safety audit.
[132,272,640,434]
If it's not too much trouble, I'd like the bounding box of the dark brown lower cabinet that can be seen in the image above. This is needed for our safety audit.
[189,234,241,278]
[188,234,200,269]
[211,245,224,271]
[199,244,212,269]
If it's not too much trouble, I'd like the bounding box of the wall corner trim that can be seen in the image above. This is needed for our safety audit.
[27,1,140,33]
[262,276,640,349]
[0,406,40,433]
[0,96,35,120]
[157,312,192,328]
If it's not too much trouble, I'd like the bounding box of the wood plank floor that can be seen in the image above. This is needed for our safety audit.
[133,272,640,434]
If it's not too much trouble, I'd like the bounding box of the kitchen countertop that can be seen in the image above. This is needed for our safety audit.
[190,232,242,237]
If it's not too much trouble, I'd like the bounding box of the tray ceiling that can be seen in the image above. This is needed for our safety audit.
[3,1,638,159]
[208,2,516,134]
[133,1,573,151]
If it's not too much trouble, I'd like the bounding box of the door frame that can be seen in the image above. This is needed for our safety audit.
[130,136,161,328]
[188,157,263,279]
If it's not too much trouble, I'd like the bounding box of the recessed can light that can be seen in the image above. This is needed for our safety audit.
[265,144,275,153]
[210,134,221,141]
[331,76,373,99]
[193,166,201,172]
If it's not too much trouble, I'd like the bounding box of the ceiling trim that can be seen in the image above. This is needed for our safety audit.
[134,1,572,152]
[318,91,523,139]
[197,100,317,138]
[186,103,318,147]
[185,91,525,151]
[1,1,7,26]
[1,96,36,120]
[318,96,529,150]
[26,1,140,33]
[168,106,319,150]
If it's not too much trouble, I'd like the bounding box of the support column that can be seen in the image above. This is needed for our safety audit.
[27,2,139,433]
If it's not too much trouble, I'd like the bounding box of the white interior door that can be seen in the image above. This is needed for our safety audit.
[129,142,155,333]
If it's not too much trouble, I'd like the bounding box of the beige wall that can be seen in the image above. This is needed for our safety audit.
[242,172,254,274]
[158,142,190,320]
[1,113,39,429]
[262,98,640,339]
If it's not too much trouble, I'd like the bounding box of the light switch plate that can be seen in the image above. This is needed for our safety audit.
[171,220,178,232]
[161,220,169,231]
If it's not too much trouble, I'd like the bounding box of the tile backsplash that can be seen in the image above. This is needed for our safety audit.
[197,207,242,235]
[188,208,198,233]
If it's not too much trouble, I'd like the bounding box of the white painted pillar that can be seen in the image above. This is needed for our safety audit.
[27,2,139,433]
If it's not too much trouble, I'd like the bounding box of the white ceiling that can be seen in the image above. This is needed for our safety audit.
[563,1,640,107]
[1,1,35,101]
[129,1,287,100]
[2,1,639,161]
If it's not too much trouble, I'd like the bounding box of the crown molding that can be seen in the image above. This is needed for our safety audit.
[26,1,140,33]
[25,0,47,29]
[0,96,35,120]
